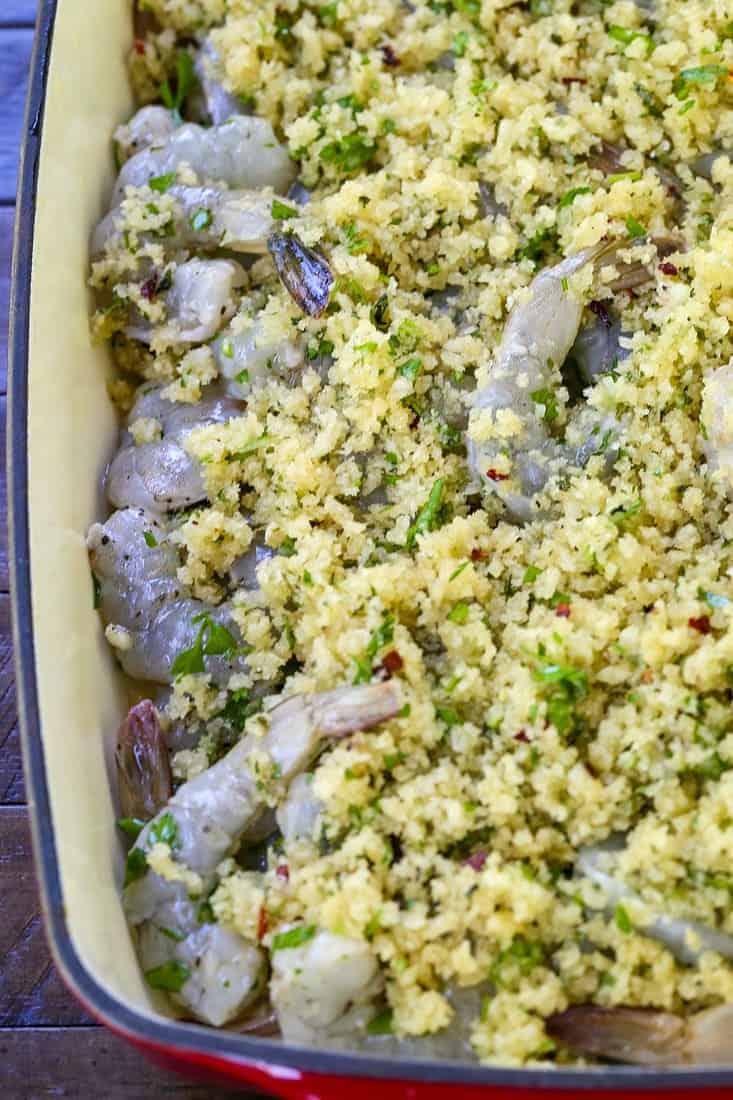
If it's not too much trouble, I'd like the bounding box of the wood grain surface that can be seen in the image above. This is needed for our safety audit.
[0,8,268,1097]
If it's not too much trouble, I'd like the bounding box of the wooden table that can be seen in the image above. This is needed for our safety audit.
[0,7,265,1096]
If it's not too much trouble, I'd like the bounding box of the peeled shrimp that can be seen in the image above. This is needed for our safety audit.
[92,185,282,260]
[88,508,248,686]
[114,105,178,163]
[195,39,244,126]
[112,115,295,204]
[126,259,246,346]
[467,244,621,522]
[548,1003,733,1066]
[275,773,323,844]
[228,535,277,589]
[578,839,733,966]
[106,383,243,514]
[123,681,401,1025]
[271,929,382,1043]
[212,318,304,399]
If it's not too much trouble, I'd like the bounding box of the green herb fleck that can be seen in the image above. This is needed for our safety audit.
[625,215,647,240]
[124,846,148,888]
[406,479,445,549]
[149,172,176,194]
[271,199,298,220]
[530,388,559,423]
[117,817,145,840]
[145,961,191,992]
[367,1010,394,1035]
[190,207,213,233]
[558,186,591,209]
[448,601,470,625]
[271,924,317,952]
[615,904,633,933]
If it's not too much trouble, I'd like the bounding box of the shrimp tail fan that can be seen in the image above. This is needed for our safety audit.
[547,1005,689,1066]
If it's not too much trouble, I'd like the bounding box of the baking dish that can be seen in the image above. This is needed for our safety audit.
[8,1,733,1095]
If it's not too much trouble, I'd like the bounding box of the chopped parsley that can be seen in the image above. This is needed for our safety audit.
[190,207,213,233]
[124,846,148,888]
[143,530,158,548]
[614,904,633,933]
[532,653,588,736]
[353,614,396,683]
[117,817,145,841]
[367,1010,394,1035]
[448,601,470,624]
[149,172,176,194]
[625,215,647,240]
[271,924,317,951]
[145,961,191,992]
[159,50,196,123]
[271,199,298,220]
[673,64,728,100]
[149,812,179,849]
[171,613,238,679]
[607,25,653,54]
[406,479,445,549]
[320,132,377,174]
[530,388,559,423]
[558,186,591,209]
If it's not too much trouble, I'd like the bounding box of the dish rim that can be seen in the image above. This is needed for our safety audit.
[8,0,733,1091]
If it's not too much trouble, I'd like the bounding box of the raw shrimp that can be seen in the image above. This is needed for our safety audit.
[271,929,382,1043]
[228,535,278,589]
[88,507,249,686]
[212,317,304,399]
[548,1003,733,1066]
[122,681,401,1025]
[467,244,621,522]
[92,185,283,260]
[114,105,178,163]
[578,839,733,966]
[701,362,733,495]
[112,115,295,204]
[106,382,243,514]
[195,39,244,126]
[275,773,322,844]
[126,258,246,346]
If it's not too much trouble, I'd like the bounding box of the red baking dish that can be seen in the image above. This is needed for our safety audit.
[8,1,733,1096]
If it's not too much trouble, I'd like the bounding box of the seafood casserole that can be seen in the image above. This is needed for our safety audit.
[89,0,733,1068]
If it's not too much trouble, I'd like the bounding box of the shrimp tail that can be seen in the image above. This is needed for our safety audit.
[547,1005,691,1066]
[116,700,172,821]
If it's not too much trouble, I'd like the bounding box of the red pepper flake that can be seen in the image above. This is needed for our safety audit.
[486,469,508,482]
[689,615,711,635]
[642,668,654,684]
[381,650,404,675]
[140,276,159,301]
[555,603,571,618]
[470,548,488,561]
[276,864,290,882]
[659,261,679,277]
[380,44,400,67]
[257,906,268,941]
[562,75,587,85]
[464,850,488,871]
[514,729,529,743]
[134,39,146,56]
